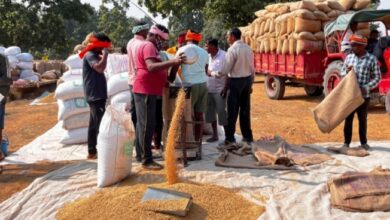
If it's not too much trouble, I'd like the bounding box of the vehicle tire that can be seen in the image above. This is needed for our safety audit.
[386,92,390,115]
[323,60,343,96]
[304,85,323,97]
[264,75,285,100]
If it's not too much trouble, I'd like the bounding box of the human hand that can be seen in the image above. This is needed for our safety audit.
[220,87,228,98]
[360,87,367,97]
[102,48,109,56]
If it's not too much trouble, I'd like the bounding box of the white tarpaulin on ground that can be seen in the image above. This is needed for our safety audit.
[0,122,87,165]
[1,123,390,219]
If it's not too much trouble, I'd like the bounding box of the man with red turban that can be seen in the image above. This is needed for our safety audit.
[340,34,381,150]
[80,33,112,159]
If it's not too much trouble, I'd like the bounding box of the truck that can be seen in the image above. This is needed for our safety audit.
[254,10,390,115]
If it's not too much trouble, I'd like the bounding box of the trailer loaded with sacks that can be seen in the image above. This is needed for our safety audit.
[242,0,390,114]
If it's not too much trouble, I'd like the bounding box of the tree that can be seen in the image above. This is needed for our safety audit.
[98,4,138,47]
[0,0,94,59]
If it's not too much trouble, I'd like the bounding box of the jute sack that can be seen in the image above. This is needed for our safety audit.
[315,2,332,13]
[277,38,283,54]
[269,19,275,33]
[295,32,317,41]
[279,20,288,36]
[313,10,330,21]
[353,0,371,10]
[276,5,290,15]
[327,168,390,212]
[289,37,297,54]
[255,9,267,18]
[264,19,271,33]
[282,38,289,55]
[312,70,365,133]
[339,0,356,11]
[327,0,346,11]
[328,10,345,19]
[264,38,271,53]
[270,38,277,52]
[314,31,325,41]
[287,15,295,34]
[294,9,317,20]
[254,22,261,37]
[295,17,321,33]
[296,39,323,54]
[290,0,318,11]
[265,4,280,12]
[259,40,265,53]
[259,21,266,36]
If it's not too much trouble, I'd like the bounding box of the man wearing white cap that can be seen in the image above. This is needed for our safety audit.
[127,21,150,162]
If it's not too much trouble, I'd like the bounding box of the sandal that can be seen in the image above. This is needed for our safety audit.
[142,161,164,171]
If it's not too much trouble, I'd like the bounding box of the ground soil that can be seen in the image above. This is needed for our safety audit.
[1,77,390,203]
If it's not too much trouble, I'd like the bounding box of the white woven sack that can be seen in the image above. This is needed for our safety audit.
[97,104,133,187]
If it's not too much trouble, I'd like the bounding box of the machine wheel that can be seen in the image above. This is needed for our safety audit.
[386,92,390,115]
[304,85,323,97]
[323,60,343,96]
[264,75,285,100]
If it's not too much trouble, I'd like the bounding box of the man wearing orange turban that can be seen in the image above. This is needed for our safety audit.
[340,34,381,150]
[177,29,209,141]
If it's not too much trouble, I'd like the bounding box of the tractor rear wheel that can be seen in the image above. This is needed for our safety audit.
[323,60,343,96]
[264,75,285,100]
[304,85,323,97]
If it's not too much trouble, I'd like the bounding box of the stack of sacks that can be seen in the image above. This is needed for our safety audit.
[34,60,66,80]
[3,46,40,82]
[105,54,130,106]
[55,79,89,145]
[60,54,83,82]
[241,0,372,55]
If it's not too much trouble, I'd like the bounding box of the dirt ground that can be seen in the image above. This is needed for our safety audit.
[250,76,390,144]
[1,77,390,203]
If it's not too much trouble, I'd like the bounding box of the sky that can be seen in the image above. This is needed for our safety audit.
[81,0,169,25]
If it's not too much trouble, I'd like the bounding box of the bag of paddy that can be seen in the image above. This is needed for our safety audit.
[107,72,129,97]
[97,104,134,187]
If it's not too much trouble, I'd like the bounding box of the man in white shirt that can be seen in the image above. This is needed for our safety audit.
[341,22,358,53]
[205,38,228,142]
[217,28,255,145]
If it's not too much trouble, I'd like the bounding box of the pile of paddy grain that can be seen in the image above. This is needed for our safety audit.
[56,182,265,220]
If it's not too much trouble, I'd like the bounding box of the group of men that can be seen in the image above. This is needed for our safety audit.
[80,22,255,170]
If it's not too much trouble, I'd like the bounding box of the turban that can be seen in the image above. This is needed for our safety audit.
[149,25,169,40]
[349,34,368,46]
[185,30,202,42]
[132,23,150,34]
[79,37,112,59]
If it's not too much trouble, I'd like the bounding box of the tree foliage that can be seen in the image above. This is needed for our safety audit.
[0,0,146,59]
